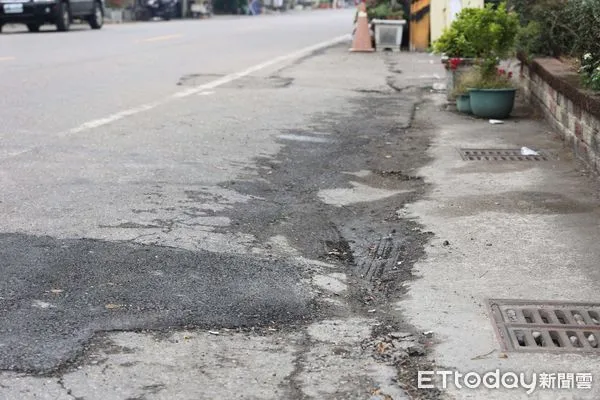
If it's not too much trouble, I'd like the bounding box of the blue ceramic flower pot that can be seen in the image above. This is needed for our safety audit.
[468,88,516,119]
[456,94,471,114]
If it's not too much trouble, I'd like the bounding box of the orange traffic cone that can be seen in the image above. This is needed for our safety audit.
[350,2,374,52]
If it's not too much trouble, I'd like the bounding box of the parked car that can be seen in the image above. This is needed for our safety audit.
[134,0,177,20]
[0,0,104,32]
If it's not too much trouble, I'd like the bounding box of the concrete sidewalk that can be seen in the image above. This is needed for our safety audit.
[394,55,600,398]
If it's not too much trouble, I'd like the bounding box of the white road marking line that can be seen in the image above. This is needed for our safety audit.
[64,103,160,136]
[60,34,350,137]
[198,91,215,96]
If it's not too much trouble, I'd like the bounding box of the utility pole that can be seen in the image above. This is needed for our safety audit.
[182,0,188,17]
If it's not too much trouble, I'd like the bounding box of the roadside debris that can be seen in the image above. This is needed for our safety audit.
[432,82,446,91]
[408,344,426,356]
[389,332,412,339]
[471,349,495,360]
[573,312,585,325]
[569,335,580,346]
[506,309,517,322]
[208,331,220,335]
[489,119,504,124]
[520,146,539,156]
[370,387,393,400]
[442,240,450,246]
[32,300,54,309]
[588,334,598,348]
[366,330,428,367]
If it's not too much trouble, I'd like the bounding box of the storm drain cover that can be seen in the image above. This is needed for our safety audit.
[459,149,548,161]
[487,299,600,354]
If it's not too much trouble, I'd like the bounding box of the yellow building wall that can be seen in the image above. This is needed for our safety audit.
[430,0,484,44]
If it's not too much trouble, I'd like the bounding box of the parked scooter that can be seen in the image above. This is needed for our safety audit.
[190,0,212,18]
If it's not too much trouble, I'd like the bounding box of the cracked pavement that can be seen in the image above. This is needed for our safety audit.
[5,9,599,400]
[0,13,443,400]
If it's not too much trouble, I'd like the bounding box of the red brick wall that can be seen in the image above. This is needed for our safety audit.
[520,60,600,172]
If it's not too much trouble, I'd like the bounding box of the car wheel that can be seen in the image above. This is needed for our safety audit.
[27,23,41,32]
[55,1,71,32]
[88,0,103,29]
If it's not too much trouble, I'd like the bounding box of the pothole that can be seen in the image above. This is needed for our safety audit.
[374,169,423,181]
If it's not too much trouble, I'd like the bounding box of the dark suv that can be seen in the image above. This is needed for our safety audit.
[0,0,104,32]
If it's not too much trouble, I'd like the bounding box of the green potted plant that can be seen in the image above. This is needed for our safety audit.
[467,58,517,119]
[363,0,403,21]
[454,89,472,114]
[386,8,403,20]
[452,69,480,114]
[432,3,519,100]
[367,2,389,19]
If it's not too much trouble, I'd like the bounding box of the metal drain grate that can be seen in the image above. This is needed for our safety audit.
[487,299,600,353]
[459,149,548,161]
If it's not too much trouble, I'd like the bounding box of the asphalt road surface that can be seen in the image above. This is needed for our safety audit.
[1,11,352,145]
[0,10,438,400]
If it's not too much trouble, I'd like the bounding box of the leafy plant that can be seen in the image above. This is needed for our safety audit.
[433,3,520,59]
[507,0,600,59]
[580,53,600,91]
[461,63,516,90]
[507,0,600,91]
[432,25,476,58]
[368,3,391,19]
[453,58,516,95]
[515,21,544,60]
[388,9,404,19]
[364,0,404,20]
[452,71,477,96]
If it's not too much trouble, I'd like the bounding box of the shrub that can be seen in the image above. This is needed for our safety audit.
[508,0,600,91]
[509,0,600,59]
[433,3,520,59]
[365,0,404,20]
[368,3,390,19]
[455,64,515,94]
[580,53,600,91]
[515,21,545,60]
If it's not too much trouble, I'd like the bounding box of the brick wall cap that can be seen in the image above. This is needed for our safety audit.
[519,54,600,119]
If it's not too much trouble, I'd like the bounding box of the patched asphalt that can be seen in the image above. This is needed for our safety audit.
[0,233,312,373]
